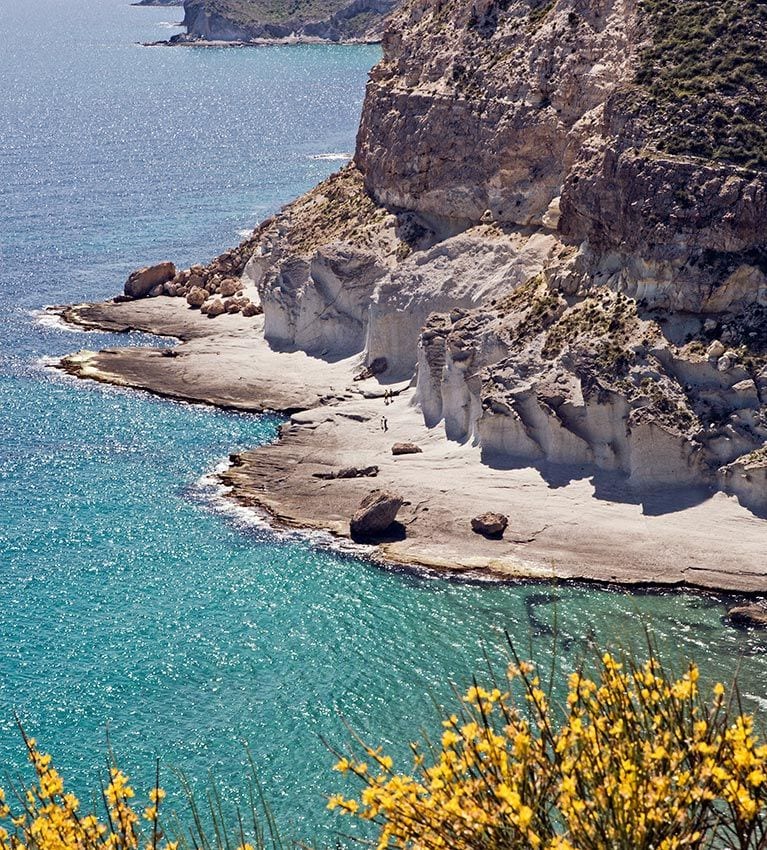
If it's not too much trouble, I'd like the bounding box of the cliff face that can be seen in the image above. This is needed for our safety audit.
[176,0,396,41]
[356,0,640,228]
[174,0,767,512]
[356,0,767,310]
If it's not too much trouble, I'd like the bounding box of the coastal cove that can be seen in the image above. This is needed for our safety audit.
[56,297,767,593]
[3,1,767,849]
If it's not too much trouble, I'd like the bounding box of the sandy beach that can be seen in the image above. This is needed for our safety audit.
[52,296,767,595]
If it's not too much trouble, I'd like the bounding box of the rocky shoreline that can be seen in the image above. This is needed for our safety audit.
[54,0,767,607]
[146,0,396,47]
[53,295,767,597]
[143,34,380,47]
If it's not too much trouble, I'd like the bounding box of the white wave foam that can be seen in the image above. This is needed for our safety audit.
[237,228,254,239]
[157,21,183,28]
[31,307,93,333]
[194,461,376,554]
[309,152,352,162]
[744,693,767,711]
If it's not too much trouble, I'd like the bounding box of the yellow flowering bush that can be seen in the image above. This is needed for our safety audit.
[330,650,767,850]
[0,730,277,850]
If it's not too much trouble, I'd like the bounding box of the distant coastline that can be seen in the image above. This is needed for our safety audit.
[143,34,381,46]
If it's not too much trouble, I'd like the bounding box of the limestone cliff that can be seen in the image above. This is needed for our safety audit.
[173,0,396,42]
[164,0,767,513]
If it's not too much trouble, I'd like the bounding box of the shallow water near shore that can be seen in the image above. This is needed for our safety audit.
[1,0,767,844]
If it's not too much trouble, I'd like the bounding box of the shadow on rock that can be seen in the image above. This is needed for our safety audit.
[350,521,407,544]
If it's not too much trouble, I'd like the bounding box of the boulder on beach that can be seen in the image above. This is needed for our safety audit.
[350,490,403,539]
[392,442,423,456]
[471,512,509,538]
[206,298,226,318]
[242,300,263,317]
[186,286,207,308]
[727,604,767,628]
[124,262,176,299]
[219,278,240,297]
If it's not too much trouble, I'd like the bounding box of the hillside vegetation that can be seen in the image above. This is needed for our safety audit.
[637,0,767,169]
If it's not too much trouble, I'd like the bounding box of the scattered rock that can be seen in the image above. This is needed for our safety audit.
[354,356,388,381]
[124,262,176,299]
[206,299,226,318]
[706,340,726,360]
[350,490,403,538]
[391,442,423,455]
[242,301,263,317]
[727,604,767,628]
[337,465,379,478]
[186,286,207,308]
[219,278,240,297]
[471,512,509,538]
[312,465,379,480]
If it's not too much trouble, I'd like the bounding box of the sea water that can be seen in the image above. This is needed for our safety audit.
[1,0,766,844]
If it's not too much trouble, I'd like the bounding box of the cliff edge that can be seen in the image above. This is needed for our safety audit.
[235,0,767,513]
[171,0,397,42]
[93,0,767,524]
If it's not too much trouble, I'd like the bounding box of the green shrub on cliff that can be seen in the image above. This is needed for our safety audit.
[636,0,767,169]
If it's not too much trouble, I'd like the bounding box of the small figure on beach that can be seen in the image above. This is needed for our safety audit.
[381,416,388,432]
[383,388,392,405]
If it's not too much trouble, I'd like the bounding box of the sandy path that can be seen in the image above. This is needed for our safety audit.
[54,297,767,594]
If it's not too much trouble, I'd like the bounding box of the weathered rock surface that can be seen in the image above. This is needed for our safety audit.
[350,489,404,538]
[313,465,379,480]
[121,0,767,517]
[171,0,397,44]
[125,262,176,299]
[471,512,508,538]
[391,442,422,455]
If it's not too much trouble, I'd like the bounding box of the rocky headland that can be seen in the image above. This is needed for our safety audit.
[60,0,767,591]
[152,0,397,45]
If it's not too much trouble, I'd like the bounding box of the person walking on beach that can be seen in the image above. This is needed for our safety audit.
[381,416,388,432]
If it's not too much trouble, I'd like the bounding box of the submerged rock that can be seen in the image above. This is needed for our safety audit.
[727,604,767,628]
[350,490,403,539]
[124,262,176,299]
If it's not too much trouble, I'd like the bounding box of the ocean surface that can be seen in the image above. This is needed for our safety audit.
[1,0,766,845]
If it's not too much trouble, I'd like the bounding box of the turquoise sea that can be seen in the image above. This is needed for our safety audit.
[1,0,766,844]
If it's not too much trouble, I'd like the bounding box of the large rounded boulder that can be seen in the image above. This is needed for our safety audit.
[350,490,404,540]
[124,262,176,299]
